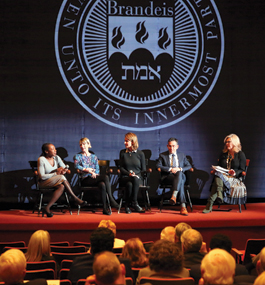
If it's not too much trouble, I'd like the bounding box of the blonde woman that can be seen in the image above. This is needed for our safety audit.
[203,134,247,213]
[25,230,55,262]
[74,137,119,215]
[119,133,146,213]
[121,238,148,268]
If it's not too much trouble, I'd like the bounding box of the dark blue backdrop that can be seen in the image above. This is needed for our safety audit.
[1,0,265,206]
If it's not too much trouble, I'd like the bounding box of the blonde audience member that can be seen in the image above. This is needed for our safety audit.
[254,271,265,285]
[0,249,47,285]
[25,230,53,262]
[98,220,125,248]
[24,230,60,272]
[160,226,175,243]
[199,248,235,285]
[120,238,148,268]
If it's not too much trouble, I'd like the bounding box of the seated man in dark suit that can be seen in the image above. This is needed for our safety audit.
[190,233,249,284]
[0,248,47,285]
[156,137,191,216]
[68,227,134,285]
[181,229,206,269]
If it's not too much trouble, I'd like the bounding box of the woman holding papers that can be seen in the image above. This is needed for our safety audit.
[202,134,247,213]
[119,132,146,213]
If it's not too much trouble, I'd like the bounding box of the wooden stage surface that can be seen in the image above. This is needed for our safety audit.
[1,203,265,249]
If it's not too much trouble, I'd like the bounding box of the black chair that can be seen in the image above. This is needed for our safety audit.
[29,161,72,216]
[114,159,152,214]
[25,269,56,280]
[50,245,86,253]
[59,269,70,280]
[0,241,26,254]
[3,246,28,253]
[73,241,90,248]
[76,160,112,215]
[158,156,194,213]
[139,277,195,285]
[60,280,72,285]
[26,260,57,271]
[143,241,154,252]
[50,241,70,247]
[61,259,73,269]
[214,159,250,213]
[51,252,90,266]
[231,238,265,265]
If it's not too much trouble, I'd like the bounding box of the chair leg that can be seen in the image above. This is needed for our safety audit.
[38,193,43,216]
[244,204,247,210]
[118,198,123,214]
[238,204,242,213]
[141,188,151,212]
[185,188,193,212]
[106,194,112,215]
[64,192,72,215]
[145,189,151,212]
[159,188,166,213]
[77,191,84,215]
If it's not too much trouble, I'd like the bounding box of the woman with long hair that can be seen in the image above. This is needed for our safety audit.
[121,238,148,268]
[203,134,247,213]
[119,132,146,213]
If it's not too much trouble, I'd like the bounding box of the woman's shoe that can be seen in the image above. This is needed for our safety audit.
[76,200,88,207]
[103,208,111,215]
[202,200,213,214]
[111,201,119,209]
[42,208,53,218]
[125,206,132,214]
[131,202,145,213]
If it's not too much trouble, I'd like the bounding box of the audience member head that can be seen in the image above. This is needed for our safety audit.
[209,234,232,252]
[98,220,117,237]
[90,227,114,255]
[91,251,126,285]
[199,248,235,285]
[0,249,27,284]
[148,239,183,273]
[175,222,192,243]
[254,271,265,285]
[25,229,51,262]
[160,226,176,243]
[256,247,265,275]
[181,229,202,253]
[121,238,148,268]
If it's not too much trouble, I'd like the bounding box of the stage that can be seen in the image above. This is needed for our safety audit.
[1,203,265,250]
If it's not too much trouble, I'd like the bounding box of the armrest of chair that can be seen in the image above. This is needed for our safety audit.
[231,248,244,264]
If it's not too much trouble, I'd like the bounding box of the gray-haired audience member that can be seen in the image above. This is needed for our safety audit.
[181,229,206,268]
[199,248,235,285]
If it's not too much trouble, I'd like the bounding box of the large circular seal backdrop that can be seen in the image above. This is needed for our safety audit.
[55,0,224,131]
